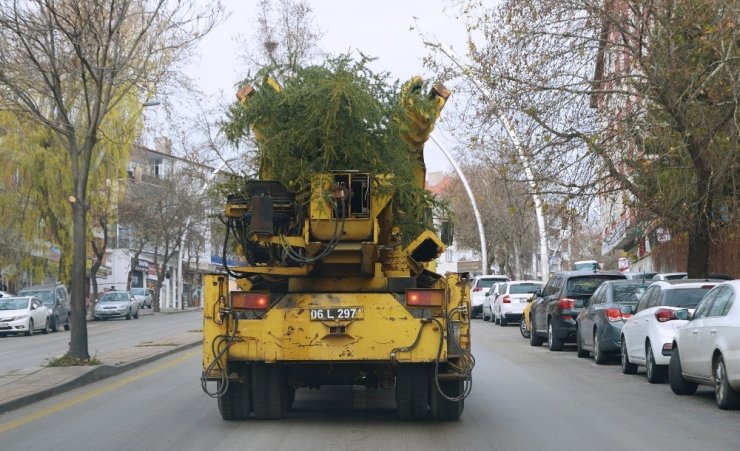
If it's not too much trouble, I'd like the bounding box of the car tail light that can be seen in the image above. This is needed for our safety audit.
[406,289,444,307]
[558,298,576,310]
[606,308,630,322]
[655,308,678,322]
[473,287,482,292]
[231,291,269,310]
[503,295,511,304]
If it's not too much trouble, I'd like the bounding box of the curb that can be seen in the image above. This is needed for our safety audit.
[0,340,201,414]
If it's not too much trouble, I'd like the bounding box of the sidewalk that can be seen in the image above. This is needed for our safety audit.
[0,308,202,414]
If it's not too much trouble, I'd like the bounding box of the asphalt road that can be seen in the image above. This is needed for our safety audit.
[0,319,738,451]
[0,310,202,371]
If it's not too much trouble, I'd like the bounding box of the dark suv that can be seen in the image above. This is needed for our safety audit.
[17,282,71,332]
[529,270,626,351]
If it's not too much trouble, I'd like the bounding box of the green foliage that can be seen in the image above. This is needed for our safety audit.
[0,94,140,286]
[222,54,443,241]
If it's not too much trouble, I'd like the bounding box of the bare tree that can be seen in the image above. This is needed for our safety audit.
[0,0,223,360]
[119,167,209,311]
[238,0,325,76]
[427,0,739,277]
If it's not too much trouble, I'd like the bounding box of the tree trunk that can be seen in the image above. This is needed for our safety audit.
[68,200,90,360]
[686,203,711,279]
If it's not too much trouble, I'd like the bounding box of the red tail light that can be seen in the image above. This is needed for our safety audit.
[231,291,269,310]
[655,308,678,322]
[406,289,444,307]
[606,308,630,322]
[559,298,576,310]
[473,287,482,292]
[503,295,511,304]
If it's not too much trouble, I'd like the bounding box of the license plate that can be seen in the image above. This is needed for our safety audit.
[309,307,362,321]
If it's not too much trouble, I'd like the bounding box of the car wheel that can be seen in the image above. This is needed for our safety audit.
[482,309,490,322]
[499,315,507,327]
[529,316,544,346]
[576,327,589,358]
[25,319,34,336]
[126,310,132,320]
[621,340,637,374]
[669,347,698,395]
[646,342,667,383]
[714,356,740,410]
[519,317,530,339]
[41,317,50,334]
[49,315,58,332]
[593,332,608,364]
[548,321,564,351]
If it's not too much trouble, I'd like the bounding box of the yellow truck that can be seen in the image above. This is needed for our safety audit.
[201,72,473,421]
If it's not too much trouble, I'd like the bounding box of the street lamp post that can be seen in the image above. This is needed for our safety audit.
[429,134,488,275]
[175,157,236,309]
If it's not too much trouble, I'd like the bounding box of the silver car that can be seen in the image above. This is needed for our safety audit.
[94,291,139,320]
[130,287,153,309]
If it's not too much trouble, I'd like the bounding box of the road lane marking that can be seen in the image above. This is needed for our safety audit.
[0,351,196,435]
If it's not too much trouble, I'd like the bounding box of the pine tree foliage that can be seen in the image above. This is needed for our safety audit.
[222,55,444,242]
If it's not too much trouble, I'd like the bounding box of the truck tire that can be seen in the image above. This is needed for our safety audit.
[252,362,286,420]
[396,364,429,420]
[430,378,464,421]
[217,362,252,420]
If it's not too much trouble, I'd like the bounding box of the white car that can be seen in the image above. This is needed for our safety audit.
[0,296,51,336]
[652,272,687,280]
[493,280,543,326]
[470,275,510,318]
[481,283,503,322]
[620,280,718,383]
[669,280,740,409]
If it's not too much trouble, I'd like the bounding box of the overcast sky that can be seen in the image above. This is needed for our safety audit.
[184,0,471,173]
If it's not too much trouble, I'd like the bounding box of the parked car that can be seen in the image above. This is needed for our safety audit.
[652,272,688,280]
[573,260,600,270]
[131,287,154,309]
[470,275,511,318]
[620,280,719,383]
[623,271,658,280]
[493,280,543,326]
[669,280,740,409]
[576,280,649,364]
[530,270,627,351]
[520,294,536,339]
[0,291,15,298]
[481,282,503,322]
[0,296,51,336]
[17,282,71,332]
[94,291,139,320]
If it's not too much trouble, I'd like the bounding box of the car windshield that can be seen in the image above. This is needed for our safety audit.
[510,283,542,294]
[612,285,646,304]
[101,293,129,302]
[477,278,507,289]
[664,288,713,308]
[566,276,624,296]
[18,290,54,305]
[0,298,31,310]
[131,288,145,295]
